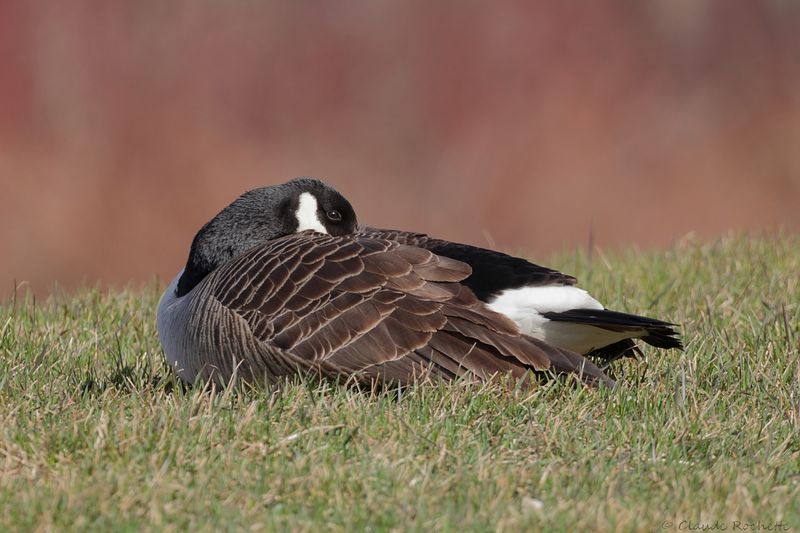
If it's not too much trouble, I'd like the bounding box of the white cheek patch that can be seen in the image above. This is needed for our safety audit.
[294,192,328,234]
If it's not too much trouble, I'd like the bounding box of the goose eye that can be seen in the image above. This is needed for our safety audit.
[327,210,342,222]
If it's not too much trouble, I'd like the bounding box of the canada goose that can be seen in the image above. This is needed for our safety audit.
[157,177,614,388]
[358,228,682,362]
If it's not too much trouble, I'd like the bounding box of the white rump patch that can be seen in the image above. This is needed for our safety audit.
[487,285,604,319]
[486,285,638,354]
[294,192,328,234]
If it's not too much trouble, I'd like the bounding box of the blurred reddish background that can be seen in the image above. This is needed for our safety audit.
[1,1,799,296]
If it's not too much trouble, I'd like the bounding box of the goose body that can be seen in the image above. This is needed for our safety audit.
[158,231,610,387]
[157,177,678,388]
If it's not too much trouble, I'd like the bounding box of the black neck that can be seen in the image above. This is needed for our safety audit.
[175,222,222,297]
[174,195,296,296]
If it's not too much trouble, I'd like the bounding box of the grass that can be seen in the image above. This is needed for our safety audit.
[1,234,798,532]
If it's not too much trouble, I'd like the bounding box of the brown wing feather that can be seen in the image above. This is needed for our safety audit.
[189,232,612,387]
[357,226,578,296]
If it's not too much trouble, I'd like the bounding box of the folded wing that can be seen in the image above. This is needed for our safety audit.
[357,226,577,299]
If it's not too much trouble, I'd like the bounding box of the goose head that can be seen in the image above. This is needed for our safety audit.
[175,177,357,296]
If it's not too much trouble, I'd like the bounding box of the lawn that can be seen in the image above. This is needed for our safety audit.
[1,235,798,531]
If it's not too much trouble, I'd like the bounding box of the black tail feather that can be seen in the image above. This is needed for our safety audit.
[641,333,683,350]
[543,308,683,355]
